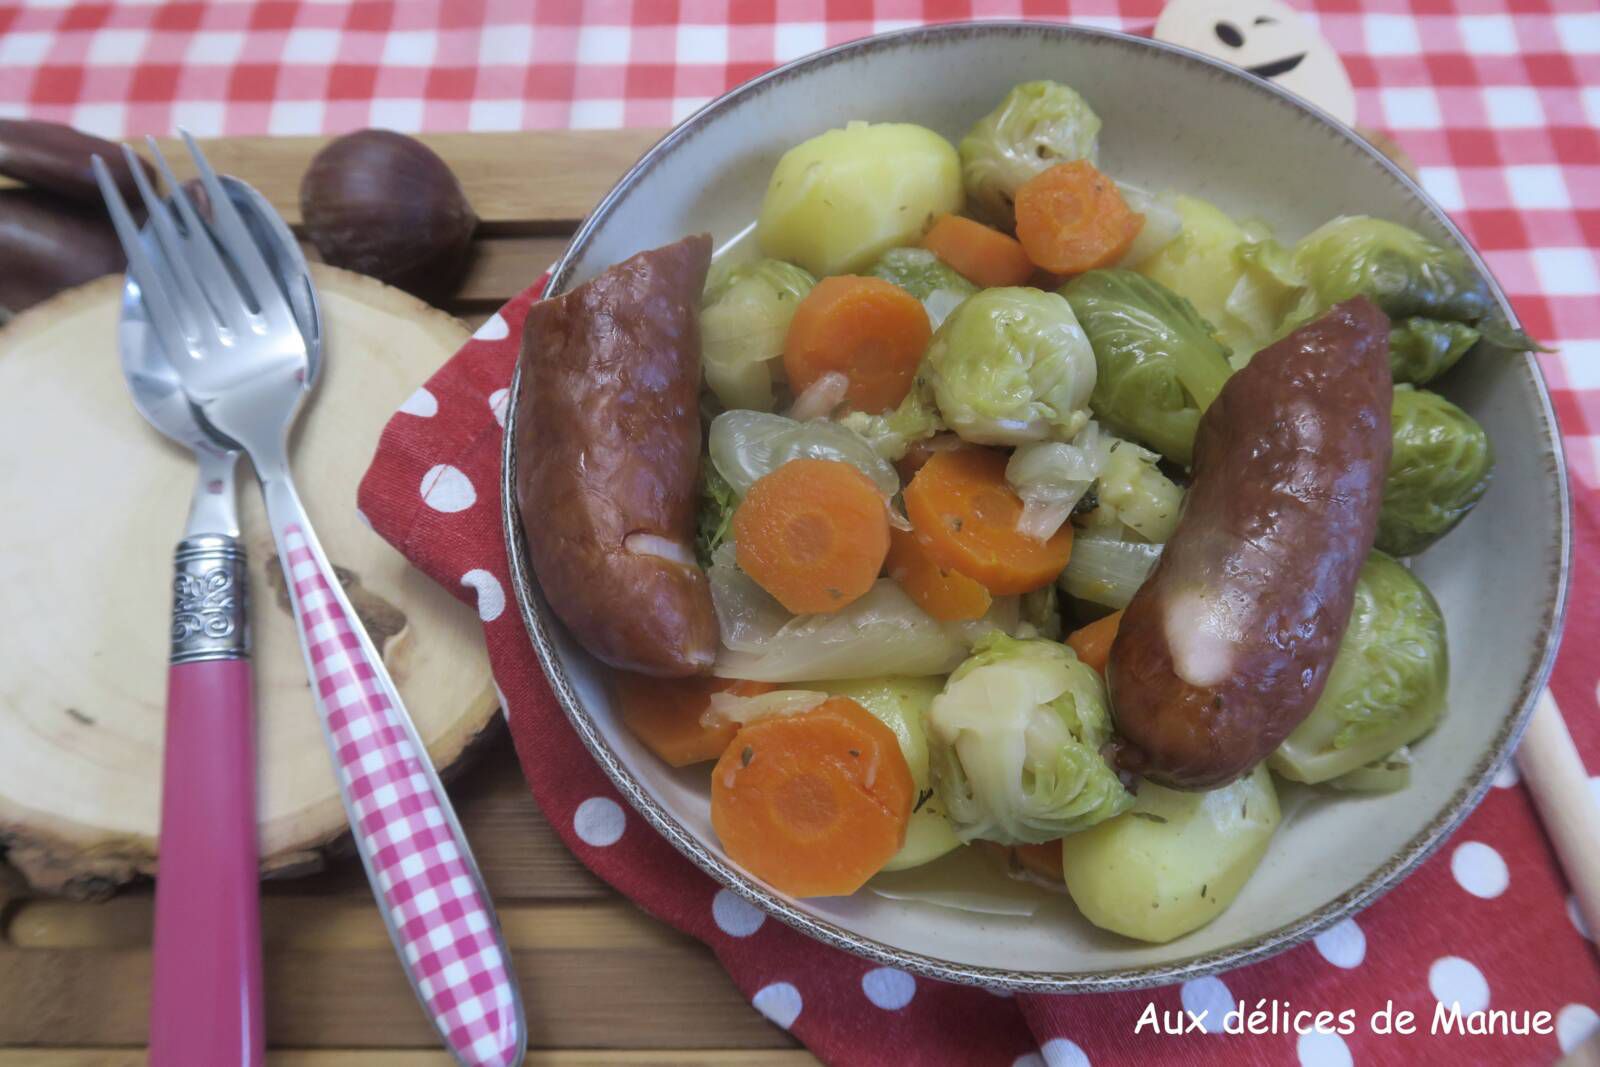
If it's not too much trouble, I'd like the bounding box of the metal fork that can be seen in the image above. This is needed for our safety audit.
[96,136,527,1067]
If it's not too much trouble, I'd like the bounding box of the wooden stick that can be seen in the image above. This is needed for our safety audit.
[1515,690,1600,944]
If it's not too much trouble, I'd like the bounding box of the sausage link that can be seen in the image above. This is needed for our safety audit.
[1107,298,1393,788]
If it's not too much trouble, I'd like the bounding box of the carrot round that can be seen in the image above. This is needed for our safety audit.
[922,214,1035,288]
[733,458,891,615]
[902,448,1073,595]
[711,696,914,897]
[885,526,992,622]
[783,275,932,414]
[1014,161,1144,276]
[615,673,776,767]
[1065,610,1123,675]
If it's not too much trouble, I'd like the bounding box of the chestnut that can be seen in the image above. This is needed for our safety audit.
[0,119,154,205]
[0,189,125,313]
[299,129,478,303]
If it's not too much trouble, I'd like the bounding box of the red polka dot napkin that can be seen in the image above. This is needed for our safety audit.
[358,275,1600,1066]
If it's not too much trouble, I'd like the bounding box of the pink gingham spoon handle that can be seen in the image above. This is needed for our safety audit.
[261,476,526,1067]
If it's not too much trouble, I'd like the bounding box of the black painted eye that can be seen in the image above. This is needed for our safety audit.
[1255,15,1277,25]
[1214,21,1245,47]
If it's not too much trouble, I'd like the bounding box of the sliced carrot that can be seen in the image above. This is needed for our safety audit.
[1015,840,1065,883]
[1065,610,1124,675]
[1014,161,1144,276]
[885,526,992,622]
[733,458,890,615]
[892,431,971,483]
[922,214,1035,288]
[783,275,932,415]
[711,696,914,897]
[902,448,1073,595]
[615,673,777,767]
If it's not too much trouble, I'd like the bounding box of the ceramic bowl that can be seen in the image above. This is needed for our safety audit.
[501,21,1569,991]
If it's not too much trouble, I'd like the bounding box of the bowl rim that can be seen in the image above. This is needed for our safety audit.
[500,20,1572,992]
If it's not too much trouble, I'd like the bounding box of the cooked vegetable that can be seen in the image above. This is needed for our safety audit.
[1378,385,1493,556]
[865,246,977,328]
[1138,195,1248,340]
[732,458,890,615]
[757,121,963,276]
[1005,424,1111,542]
[1058,531,1161,609]
[1019,584,1063,641]
[1014,840,1065,883]
[700,258,816,411]
[904,448,1074,595]
[1291,215,1492,323]
[1269,553,1447,785]
[783,275,932,414]
[708,544,1016,682]
[927,634,1131,845]
[711,696,914,897]
[815,677,960,871]
[1109,300,1393,788]
[1114,182,1183,268]
[694,463,739,567]
[1060,764,1280,943]
[885,527,993,622]
[958,80,1102,230]
[917,286,1098,446]
[1065,610,1122,674]
[1015,161,1143,276]
[708,410,900,499]
[922,214,1035,288]
[1061,269,1233,465]
[516,235,717,677]
[300,129,478,302]
[615,673,775,766]
[1325,746,1414,793]
[1388,317,1479,386]
[1095,439,1185,544]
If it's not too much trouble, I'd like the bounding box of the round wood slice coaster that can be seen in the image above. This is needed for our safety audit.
[0,265,497,898]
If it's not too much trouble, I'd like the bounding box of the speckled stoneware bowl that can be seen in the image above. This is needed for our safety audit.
[502,22,1569,991]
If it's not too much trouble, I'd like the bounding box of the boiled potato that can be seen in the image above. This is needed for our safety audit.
[1136,194,1248,342]
[757,122,963,277]
[1059,763,1279,943]
[817,675,960,871]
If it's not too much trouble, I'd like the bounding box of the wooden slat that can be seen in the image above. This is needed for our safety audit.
[0,1051,819,1066]
[0,941,790,1050]
[267,744,608,901]
[149,130,666,231]
[455,235,569,302]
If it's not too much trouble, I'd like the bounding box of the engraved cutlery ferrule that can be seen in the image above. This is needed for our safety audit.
[170,533,249,664]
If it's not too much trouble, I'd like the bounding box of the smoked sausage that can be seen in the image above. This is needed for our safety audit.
[1107,298,1392,788]
[515,234,719,677]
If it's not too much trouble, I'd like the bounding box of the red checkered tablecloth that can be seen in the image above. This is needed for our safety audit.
[5,1,1597,1064]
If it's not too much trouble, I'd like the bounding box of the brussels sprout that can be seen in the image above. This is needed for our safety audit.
[1292,216,1492,323]
[708,410,900,499]
[1325,747,1414,793]
[1060,269,1233,465]
[1060,764,1280,943]
[694,463,738,567]
[1388,317,1479,385]
[1378,385,1493,556]
[1222,238,1319,366]
[758,121,963,276]
[926,633,1133,845]
[699,258,816,411]
[1094,438,1184,543]
[958,80,1101,230]
[865,246,977,328]
[1269,553,1447,784]
[813,676,960,871]
[921,286,1097,446]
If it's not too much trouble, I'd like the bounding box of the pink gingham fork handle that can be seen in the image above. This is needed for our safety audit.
[268,494,525,1067]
